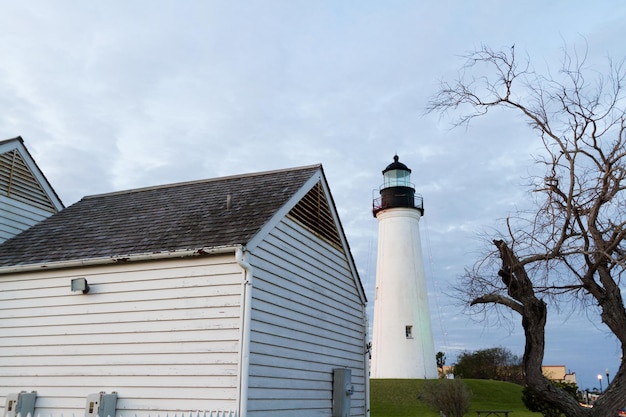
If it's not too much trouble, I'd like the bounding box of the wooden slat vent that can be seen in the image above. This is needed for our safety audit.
[0,149,57,212]
[288,181,343,251]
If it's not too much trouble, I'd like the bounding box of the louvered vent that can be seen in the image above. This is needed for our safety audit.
[0,149,57,212]
[288,181,343,250]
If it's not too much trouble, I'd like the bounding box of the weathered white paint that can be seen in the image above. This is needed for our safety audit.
[0,246,238,274]
[371,207,437,379]
[247,217,368,417]
[0,255,242,417]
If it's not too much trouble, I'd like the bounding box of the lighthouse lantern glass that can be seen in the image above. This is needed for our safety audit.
[383,169,411,188]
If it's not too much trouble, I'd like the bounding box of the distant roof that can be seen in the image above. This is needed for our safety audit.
[0,165,321,267]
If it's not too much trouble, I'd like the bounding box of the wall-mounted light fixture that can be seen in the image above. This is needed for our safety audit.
[71,277,90,294]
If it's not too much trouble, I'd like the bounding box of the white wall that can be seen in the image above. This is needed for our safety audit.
[0,255,243,417]
[247,217,368,417]
[371,208,437,379]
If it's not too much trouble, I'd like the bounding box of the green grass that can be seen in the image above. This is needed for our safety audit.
[370,379,543,417]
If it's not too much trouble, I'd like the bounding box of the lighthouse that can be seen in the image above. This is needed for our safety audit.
[370,155,437,379]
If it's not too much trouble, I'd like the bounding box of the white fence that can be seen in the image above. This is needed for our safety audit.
[14,411,238,417]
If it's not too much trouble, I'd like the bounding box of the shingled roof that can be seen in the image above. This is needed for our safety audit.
[0,165,322,268]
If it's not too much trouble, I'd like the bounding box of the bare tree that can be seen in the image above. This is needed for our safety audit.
[428,44,626,417]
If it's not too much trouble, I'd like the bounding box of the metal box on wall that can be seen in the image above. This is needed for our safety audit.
[332,368,353,417]
[85,392,117,417]
[4,391,37,417]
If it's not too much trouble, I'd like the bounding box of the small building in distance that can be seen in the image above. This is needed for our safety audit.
[0,136,64,242]
[439,365,454,379]
[542,365,577,385]
[0,164,368,417]
[439,363,577,385]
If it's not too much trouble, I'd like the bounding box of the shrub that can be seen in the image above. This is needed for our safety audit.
[418,378,473,417]
[454,347,523,384]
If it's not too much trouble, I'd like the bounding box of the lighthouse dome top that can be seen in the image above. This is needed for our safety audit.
[382,155,411,174]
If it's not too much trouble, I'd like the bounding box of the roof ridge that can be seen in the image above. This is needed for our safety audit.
[83,164,322,200]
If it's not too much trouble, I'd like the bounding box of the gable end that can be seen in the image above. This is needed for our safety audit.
[287,181,343,251]
[0,148,57,213]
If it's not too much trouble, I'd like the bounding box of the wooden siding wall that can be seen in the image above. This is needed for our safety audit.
[248,217,367,417]
[0,195,56,243]
[0,256,243,417]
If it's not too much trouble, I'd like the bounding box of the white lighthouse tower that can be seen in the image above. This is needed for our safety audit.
[370,155,437,379]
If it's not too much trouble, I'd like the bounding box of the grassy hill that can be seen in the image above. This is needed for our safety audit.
[370,379,542,417]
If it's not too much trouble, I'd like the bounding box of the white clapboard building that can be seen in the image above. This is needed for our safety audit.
[0,164,368,417]
[0,136,64,242]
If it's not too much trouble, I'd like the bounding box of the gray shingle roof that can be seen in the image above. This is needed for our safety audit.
[0,165,321,267]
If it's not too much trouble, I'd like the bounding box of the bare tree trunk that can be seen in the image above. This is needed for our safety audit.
[474,240,591,417]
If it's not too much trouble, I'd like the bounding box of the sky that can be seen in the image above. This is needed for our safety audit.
[1,0,625,391]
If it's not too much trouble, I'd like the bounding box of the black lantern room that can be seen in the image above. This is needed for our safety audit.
[372,155,424,216]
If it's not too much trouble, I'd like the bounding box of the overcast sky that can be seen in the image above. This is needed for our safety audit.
[2,0,625,390]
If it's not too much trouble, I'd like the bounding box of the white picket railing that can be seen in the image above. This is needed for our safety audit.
[15,411,237,417]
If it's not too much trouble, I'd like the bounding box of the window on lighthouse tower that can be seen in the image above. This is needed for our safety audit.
[405,325,413,339]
